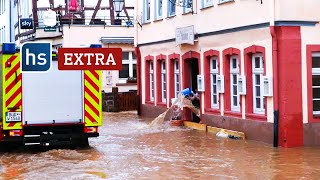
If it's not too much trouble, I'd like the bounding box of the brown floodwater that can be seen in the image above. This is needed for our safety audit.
[0,111,320,180]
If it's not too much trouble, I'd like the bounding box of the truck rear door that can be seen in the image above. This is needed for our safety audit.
[22,61,83,125]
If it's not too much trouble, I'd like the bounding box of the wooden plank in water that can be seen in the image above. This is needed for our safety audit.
[207,126,246,140]
[183,121,207,131]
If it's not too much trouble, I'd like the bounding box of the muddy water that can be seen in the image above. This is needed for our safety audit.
[0,111,320,180]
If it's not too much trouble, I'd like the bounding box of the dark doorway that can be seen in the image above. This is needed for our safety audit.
[188,59,200,123]
[190,59,199,92]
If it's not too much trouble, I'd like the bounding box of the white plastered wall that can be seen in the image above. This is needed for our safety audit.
[140,27,274,122]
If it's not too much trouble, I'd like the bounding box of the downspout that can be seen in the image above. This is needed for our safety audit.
[9,0,13,42]
[134,0,141,115]
[270,0,279,147]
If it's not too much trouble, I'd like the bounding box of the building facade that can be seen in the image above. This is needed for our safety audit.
[134,0,320,147]
[28,0,136,92]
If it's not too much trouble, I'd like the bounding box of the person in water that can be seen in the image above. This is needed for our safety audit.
[186,90,202,123]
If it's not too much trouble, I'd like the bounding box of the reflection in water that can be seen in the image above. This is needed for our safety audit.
[0,111,320,180]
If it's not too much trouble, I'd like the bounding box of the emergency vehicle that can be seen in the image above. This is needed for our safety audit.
[0,43,102,147]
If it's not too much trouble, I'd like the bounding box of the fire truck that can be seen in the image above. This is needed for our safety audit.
[0,43,102,147]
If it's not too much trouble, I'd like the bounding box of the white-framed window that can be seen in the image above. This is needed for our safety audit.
[230,55,240,112]
[183,0,192,14]
[252,54,265,114]
[0,0,5,15]
[202,0,213,8]
[210,57,219,108]
[312,53,320,115]
[150,61,155,101]
[161,60,166,102]
[155,0,162,19]
[119,52,137,83]
[174,59,180,98]
[167,0,176,16]
[143,0,151,22]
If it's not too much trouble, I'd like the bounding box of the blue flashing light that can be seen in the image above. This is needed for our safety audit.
[90,44,102,48]
[2,43,16,54]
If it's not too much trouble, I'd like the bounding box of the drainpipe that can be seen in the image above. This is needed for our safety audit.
[134,0,141,115]
[9,0,13,42]
[270,0,279,147]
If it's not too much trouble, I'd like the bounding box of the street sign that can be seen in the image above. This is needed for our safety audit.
[43,9,57,27]
[175,25,194,46]
[44,26,56,32]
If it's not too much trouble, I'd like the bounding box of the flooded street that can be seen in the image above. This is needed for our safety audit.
[0,111,320,179]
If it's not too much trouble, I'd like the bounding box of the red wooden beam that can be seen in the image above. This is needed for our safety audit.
[90,0,103,24]
[108,0,115,25]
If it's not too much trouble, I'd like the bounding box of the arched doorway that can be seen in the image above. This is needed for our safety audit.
[182,51,201,122]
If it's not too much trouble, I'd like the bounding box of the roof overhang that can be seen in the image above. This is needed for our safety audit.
[101,37,134,44]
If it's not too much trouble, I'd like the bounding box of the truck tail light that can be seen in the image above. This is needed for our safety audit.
[84,127,98,133]
[9,130,23,137]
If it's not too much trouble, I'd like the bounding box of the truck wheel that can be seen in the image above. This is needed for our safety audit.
[79,137,89,148]
[71,137,89,149]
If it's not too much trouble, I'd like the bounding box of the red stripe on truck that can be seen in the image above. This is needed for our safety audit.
[84,110,98,123]
[84,86,99,104]
[6,86,22,107]
[84,73,99,92]
[5,73,22,94]
[84,98,99,116]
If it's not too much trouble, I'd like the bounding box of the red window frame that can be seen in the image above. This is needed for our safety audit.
[156,54,167,107]
[307,45,320,123]
[203,49,220,114]
[144,55,154,104]
[244,45,267,121]
[168,53,180,106]
[222,47,242,118]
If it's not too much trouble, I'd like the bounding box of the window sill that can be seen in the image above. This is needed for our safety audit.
[153,18,163,22]
[182,11,193,16]
[205,108,220,114]
[142,21,151,25]
[224,110,242,118]
[200,5,214,10]
[146,101,155,105]
[246,113,267,121]
[218,0,235,5]
[115,82,137,86]
[310,115,320,123]
[166,14,176,19]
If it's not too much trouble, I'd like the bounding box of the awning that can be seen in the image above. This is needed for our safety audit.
[101,37,134,44]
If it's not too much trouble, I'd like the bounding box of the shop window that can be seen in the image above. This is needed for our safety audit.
[230,55,240,112]
[252,54,265,114]
[161,61,166,102]
[244,45,266,120]
[156,57,167,105]
[210,57,219,108]
[149,61,155,101]
[312,53,320,115]
[174,59,180,98]
[145,56,154,103]
[119,52,137,83]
